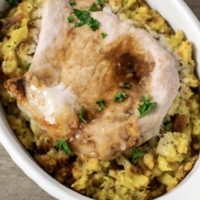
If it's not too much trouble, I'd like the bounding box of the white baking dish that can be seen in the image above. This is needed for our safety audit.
[0,0,200,199]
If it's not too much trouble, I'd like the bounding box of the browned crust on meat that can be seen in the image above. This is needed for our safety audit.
[4,78,26,100]
[106,35,155,83]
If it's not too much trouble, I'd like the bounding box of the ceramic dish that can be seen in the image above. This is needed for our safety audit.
[0,0,200,199]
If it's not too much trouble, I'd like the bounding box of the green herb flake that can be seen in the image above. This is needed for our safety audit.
[114,92,128,103]
[69,0,76,6]
[138,96,157,118]
[90,0,106,11]
[56,139,73,156]
[98,0,106,7]
[89,18,101,31]
[119,82,131,89]
[6,0,20,7]
[74,22,83,27]
[72,9,101,31]
[79,106,87,123]
[101,32,107,39]
[132,149,145,164]
[89,3,99,12]
[163,121,172,132]
[67,15,75,23]
[73,9,90,21]
[96,99,106,112]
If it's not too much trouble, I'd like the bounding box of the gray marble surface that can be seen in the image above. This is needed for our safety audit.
[0,0,199,199]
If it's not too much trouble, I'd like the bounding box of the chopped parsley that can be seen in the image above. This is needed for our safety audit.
[98,0,106,7]
[88,18,101,31]
[56,139,73,156]
[90,0,106,11]
[119,82,131,89]
[101,32,107,39]
[79,106,87,123]
[73,9,90,23]
[96,99,106,112]
[114,92,128,103]
[163,121,172,132]
[70,9,101,31]
[69,0,76,6]
[89,3,99,12]
[67,15,75,23]
[6,0,20,6]
[132,149,145,164]
[138,96,157,118]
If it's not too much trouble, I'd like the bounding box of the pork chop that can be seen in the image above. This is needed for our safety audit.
[5,0,180,160]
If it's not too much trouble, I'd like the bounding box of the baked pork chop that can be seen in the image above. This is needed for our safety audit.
[5,0,180,160]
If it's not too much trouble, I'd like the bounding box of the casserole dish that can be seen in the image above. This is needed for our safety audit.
[0,0,200,199]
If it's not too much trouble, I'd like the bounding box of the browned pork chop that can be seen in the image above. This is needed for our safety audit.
[5,0,180,160]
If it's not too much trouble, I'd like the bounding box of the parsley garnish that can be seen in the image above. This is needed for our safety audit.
[101,32,107,39]
[163,121,172,132]
[73,9,90,25]
[90,0,106,11]
[96,99,106,112]
[69,0,76,6]
[68,15,75,23]
[119,82,131,89]
[89,18,101,31]
[71,9,101,31]
[138,96,157,118]
[98,0,106,7]
[56,139,73,156]
[6,0,20,7]
[89,3,99,12]
[79,106,87,123]
[114,92,128,103]
[132,149,145,164]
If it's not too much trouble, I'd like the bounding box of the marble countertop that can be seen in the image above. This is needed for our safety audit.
[0,0,199,199]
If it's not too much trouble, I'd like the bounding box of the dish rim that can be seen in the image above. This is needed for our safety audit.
[0,0,200,199]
